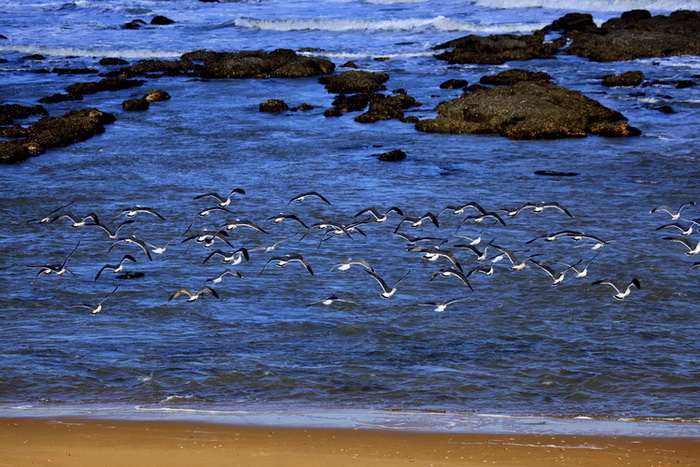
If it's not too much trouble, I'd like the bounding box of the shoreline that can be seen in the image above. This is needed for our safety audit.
[2,416,699,466]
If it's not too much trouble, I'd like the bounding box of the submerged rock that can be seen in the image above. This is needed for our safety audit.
[0,104,47,125]
[259,99,290,112]
[373,149,407,162]
[319,70,389,94]
[195,49,335,79]
[479,69,552,86]
[0,108,115,163]
[122,98,150,111]
[433,32,559,65]
[65,77,145,95]
[416,81,641,139]
[601,71,645,87]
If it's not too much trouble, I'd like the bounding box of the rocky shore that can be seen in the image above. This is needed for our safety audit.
[1,9,698,163]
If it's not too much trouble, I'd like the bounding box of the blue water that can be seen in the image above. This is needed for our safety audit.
[1,0,699,425]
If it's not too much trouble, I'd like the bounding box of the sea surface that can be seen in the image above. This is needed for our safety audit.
[1,0,699,428]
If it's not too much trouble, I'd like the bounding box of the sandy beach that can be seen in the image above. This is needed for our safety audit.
[1,417,698,466]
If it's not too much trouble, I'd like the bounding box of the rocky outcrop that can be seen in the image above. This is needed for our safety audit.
[65,77,145,95]
[0,108,115,163]
[122,98,149,111]
[259,99,290,112]
[433,32,560,65]
[373,149,407,162]
[143,89,171,102]
[440,79,468,89]
[602,71,644,87]
[0,104,47,125]
[354,92,420,123]
[561,10,700,62]
[319,70,389,94]
[479,69,552,86]
[416,81,640,139]
[192,49,335,79]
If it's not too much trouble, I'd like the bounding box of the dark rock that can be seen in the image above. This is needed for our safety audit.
[115,59,200,77]
[122,98,150,111]
[354,93,420,124]
[197,49,335,79]
[374,57,391,61]
[534,170,579,176]
[51,67,99,75]
[0,125,29,138]
[323,108,343,117]
[65,77,145,95]
[341,61,358,68]
[0,104,47,125]
[463,84,487,93]
[151,15,175,25]
[38,93,83,104]
[0,108,115,163]
[674,80,695,88]
[416,81,641,139]
[23,54,45,60]
[542,13,598,34]
[259,99,290,112]
[331,93,375,112]
[602,70,644,87]
[319,70,389,94]
[434,32,557,65]
[290,103,314,111]
[564,10,700,61]
[373,149,407,162]
[143,89,171,102]
[122,20,146,29]
[480,69,552,85]
[440,79,468,89]
[649,104,674,113]
[100,57,129,66]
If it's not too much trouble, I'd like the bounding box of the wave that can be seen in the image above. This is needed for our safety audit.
[473,0,700,13]
[233,16,548,34]
[0,44,183,60]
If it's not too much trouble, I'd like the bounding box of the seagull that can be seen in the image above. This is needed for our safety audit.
[557,254,598,278]
[288,191,331,205]
[491,245,541,270]
[504,202,573,218]
[203,248,250,265]
[438,201,487,217]
[91,220,134,239]
[655,221,696,236]
[116,206,165,221]
[395,212,440,230]
[307,294,357,306]
[365,269,410,299]
[452,231,486,245]
[25,200,75,224]
[168,286,219,302]
[184,206,235,232]
[591,278,641,300]
[454,241,492,262]
[429,267,473,291]
[145,239,173,255]
[330,258,375,272]
[651,201,695,220]
[392,232,446,244]
[32,241,81,277]
[267,213,309,230]
[220,219,268,234]
[50,212,100,228]
[260,254,314,275]
[409,245,463,271]
[663,236,700,256]
[248,236,292,253]
[206,269,243,284]
[109,235,153,261]
[418,296,469,312]
[685,261,700,275]
[76,286,119,314]
[466,264,495,276]
[355,206,404,223]
[527,231,610,249]
[193,188,246,207]
[94,254,137,280]
[528,259,573,286]
[181,229,234,250]
[459,211,506,227]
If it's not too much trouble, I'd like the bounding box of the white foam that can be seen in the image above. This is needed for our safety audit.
[0,44,183,60]
[473,0,700,13]
[234,16,547,34]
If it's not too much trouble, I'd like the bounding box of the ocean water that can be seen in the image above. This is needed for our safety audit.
[1,0,699,427]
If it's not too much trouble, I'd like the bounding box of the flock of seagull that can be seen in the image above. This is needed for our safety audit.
[22,192,699,314]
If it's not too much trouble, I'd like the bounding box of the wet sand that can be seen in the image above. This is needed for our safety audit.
[1,417,698,466]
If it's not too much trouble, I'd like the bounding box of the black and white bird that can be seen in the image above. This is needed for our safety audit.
[94,254,137,280]
[220,219,268,234]
[591,278,641,300]
[50,212,100,228]
[181,229,234,250]
[193,188,246,207]
[330,258,375,272]
[409,245,463,271]
[395,212,440,230]
[504,202,573,218]
[25,200,75,224]
[267,213,309,230]
[529,259,573,286]
[650,201,695,220]
[655,221,697,236]
[418,296,469,312]
[288,191,331,205]
[91,220,134,240]
[168,286,219,302]
[663,236,700,256]
[76,286,119,314]
[459,211,506,227]
[109,235,153,261]
[115,206,165,221]
[260,254,314,275]
[307,294,357,306]
[438,201,487,217]
[206,269,243,284]
[429,267,474,291]
[557,254,599,278]
[355,206,404,223]
[365,269,410,299]
[491,245,541,270]
[32,241,81,277]
[203,248,250,265]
